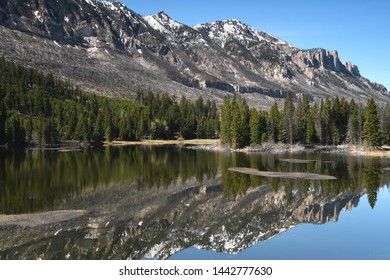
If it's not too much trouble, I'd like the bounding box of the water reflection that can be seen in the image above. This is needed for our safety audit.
[0,147,389,259]
[0,146,219,214]
[221,153,389,208]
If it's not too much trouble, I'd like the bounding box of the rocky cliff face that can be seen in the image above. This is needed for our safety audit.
[0,0,388,107]
[293,49,359,76]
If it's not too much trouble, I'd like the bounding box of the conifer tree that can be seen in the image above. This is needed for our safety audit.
[92,112,104,141]
[230,99,249,148]
[280,92,295,144]
[320,98,332,144]
[347,104,358,144]
[249,109,261,145]
[0,101,6,144]
[267,101,280,143]
[220,96,232,145]
[363,98,382,147]
[306,105,317,144]
[380,103,390,145]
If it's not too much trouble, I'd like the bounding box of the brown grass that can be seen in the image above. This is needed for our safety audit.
[105,139,219,146]
[279,159,318,164]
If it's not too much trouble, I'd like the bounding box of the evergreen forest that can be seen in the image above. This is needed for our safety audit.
[0,58,219,146]
[1,58,389,149]
[220,93,388,148]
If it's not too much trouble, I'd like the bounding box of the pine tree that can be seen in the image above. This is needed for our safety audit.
[320,98,332,144]
[294,96,305,143]
[347,103,359,144]
[240,100,250,146]
[280,92,295,144]
[75,110,87,141]
[0,101,6,144]
[220,96,232,145]
[306,105,317,144]
[93,112,105,141]
[249,109,261,145]
[231,99,250,148]
[5,113,25,145]
[267,101,280,142]
[231,102,241,148]
[103,101,113,141]
[363,98,382,147]
[380,103,390,145]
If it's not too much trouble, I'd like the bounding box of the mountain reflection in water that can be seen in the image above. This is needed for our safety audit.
[0,146,389,259]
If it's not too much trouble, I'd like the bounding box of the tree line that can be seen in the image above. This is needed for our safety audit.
[0,58,219,146]
[220,93,386,148]
[1,58,389,149]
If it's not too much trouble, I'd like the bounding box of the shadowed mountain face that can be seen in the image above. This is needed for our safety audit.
[0,0,388,108]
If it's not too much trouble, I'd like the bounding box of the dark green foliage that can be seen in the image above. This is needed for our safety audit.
[380,103,390,144]
[220,96,232,145]
[267,102,280,143]
[249,109,261,145]
[231,99,250,148]
[347,100,363,145]
[219,92,389,149]
[363,98,382,147]
[0,101,6,144]
[306,104,317,144]
[294,95,309,144]
[320,98,332,145]
[362,166,381,208]
[249,109,267,146]
[2,58,389,149]
[0,58,219,146]
[279,92,295,144]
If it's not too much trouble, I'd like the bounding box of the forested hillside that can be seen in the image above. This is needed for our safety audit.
[0,58,219,147]
[220,93,388,148]
[1,58,389,149]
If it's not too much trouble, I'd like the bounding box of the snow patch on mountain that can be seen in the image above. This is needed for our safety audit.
[194,19,289,48]
[101,1,120,12]
[143,12,183,36]
[33,10,43,23]
[83,0,97,8]
[144,15,169,34]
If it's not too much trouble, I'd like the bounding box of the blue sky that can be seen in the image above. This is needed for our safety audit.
[120,0,390,90]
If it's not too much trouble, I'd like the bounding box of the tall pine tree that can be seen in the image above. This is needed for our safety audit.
[363,98,381,147]
[280,92,295,144]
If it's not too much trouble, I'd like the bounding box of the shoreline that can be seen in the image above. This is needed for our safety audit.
[187,142,390,157]
[104,139,219,146]
[2,139,390,157]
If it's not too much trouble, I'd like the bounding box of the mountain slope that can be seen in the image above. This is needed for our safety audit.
[0,0,388,108]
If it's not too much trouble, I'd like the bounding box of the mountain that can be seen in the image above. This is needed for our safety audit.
[0,0,388,108]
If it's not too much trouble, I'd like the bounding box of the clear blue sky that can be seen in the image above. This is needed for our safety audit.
[119,0,390,90]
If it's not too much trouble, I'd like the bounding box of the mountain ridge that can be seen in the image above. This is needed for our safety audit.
[0,0,388,108]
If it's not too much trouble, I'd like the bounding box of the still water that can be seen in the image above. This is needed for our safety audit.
[0,146,389,259]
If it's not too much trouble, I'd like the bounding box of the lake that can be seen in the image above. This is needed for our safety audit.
[0,146,389,260]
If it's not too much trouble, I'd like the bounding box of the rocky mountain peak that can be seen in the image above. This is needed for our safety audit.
[194,19,288,49]
[144,11,185,35]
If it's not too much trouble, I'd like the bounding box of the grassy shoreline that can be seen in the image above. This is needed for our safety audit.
[104,139,219,146]
[4,139,390,157]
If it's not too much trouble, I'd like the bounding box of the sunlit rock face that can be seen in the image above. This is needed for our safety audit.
[0,0,388,109]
